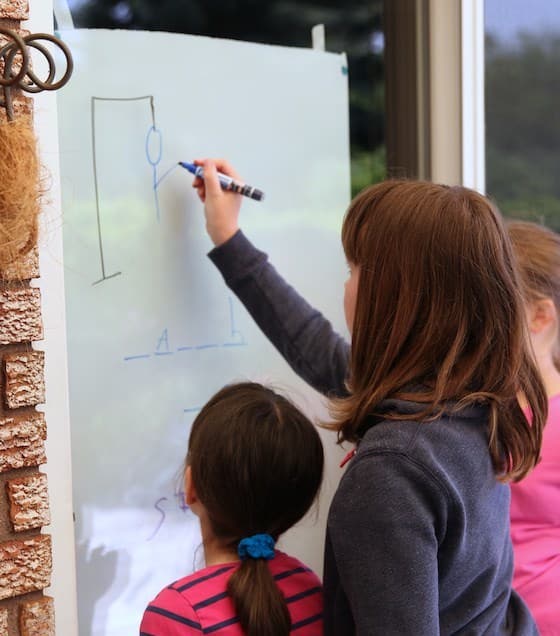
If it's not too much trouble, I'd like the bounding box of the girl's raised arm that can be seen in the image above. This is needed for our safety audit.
[197,158,350,396]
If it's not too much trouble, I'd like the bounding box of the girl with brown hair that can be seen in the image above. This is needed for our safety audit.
[140,382,324,635]
[507,220,560,635]
[195,159,546,634]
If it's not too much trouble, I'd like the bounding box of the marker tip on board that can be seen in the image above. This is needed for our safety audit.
[179,160,264,202]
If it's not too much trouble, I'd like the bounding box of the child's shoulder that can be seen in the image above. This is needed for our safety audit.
[271,551,322,587]
[142,553,323,635]
[162,553,321,601]
[142,563,239,634]
[166,561,238,604]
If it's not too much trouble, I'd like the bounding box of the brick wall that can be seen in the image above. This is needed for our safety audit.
[0,1,55,634]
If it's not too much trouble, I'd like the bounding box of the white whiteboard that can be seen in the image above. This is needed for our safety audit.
[57,28,350,636]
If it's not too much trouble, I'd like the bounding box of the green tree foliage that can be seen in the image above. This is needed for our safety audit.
[70,0,385,193]
[486,32,560,229]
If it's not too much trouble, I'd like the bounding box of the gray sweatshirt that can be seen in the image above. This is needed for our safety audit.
[208,230,538,635]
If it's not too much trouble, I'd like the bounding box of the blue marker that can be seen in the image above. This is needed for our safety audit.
[179,161,265,202]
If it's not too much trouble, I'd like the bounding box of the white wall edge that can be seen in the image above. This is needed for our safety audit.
[461,0,486,193]
[26,1,79,634]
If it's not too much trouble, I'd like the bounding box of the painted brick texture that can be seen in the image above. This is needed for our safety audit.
[0,0,28,20]
[0,535,51,600]
[0,413,46,473]
[3,350,45,408]
[19,596,55,636]
[0,247,39,282]
[6,473,50,532]
[0,288,43,345]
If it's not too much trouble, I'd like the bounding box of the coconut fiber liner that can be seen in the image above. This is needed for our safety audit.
[0,117,41,270]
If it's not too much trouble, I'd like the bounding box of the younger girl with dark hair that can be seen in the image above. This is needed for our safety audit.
[195,160,548,634]
[140,382,324,636]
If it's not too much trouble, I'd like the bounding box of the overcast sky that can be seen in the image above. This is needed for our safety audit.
[485,0,560,42]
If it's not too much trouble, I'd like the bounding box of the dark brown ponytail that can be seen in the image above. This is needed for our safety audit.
[187,383,324,635]
[227,560,290,636]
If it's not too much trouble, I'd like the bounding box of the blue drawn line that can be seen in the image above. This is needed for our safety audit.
[228,296,246,343]
[228,296,236,338]
[147,497,168,541]
[146,125,162,166]
[145,125,163,221]
[156,328,170,353]
[124,340,245,361]
[155,163,179,189]
[174,489,190,513]
[184,407,202,413]
[124,304,248,361]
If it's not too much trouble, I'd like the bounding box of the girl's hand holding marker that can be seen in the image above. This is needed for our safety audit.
[181,159,264,202]
[189,158,244,247]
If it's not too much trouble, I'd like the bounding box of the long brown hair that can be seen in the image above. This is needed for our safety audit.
[508,220,560,369]
[331,180,547,482]
[188,382,324,636]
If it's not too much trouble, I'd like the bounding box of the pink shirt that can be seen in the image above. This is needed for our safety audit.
[510,394,560,635]
[140,551,323,635]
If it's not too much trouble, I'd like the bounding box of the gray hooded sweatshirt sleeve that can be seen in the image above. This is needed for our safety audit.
[208,229,349,397]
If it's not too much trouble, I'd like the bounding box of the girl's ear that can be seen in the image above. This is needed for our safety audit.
[184,466,198,507]
[527,298,557,334]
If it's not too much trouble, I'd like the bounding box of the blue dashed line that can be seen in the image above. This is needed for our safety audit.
[126,339,247,361]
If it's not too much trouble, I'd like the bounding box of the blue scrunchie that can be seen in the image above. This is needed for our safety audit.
[237,533,275,561]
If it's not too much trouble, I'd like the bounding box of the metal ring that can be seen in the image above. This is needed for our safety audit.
[0,28,73,121]
[0,27,29,87]
[21,32,74,93]
[20,40,57,93]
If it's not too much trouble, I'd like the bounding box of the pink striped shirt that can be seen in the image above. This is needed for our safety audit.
[510,394,560,635]
[140,551,323,635]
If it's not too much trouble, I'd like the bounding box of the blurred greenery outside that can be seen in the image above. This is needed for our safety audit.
[486,31,560,230]
[68,0,386,197]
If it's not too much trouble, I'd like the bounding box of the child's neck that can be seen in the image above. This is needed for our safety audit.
[200,516,240,567]
[203,540,239,567]
[535,350,560,398]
